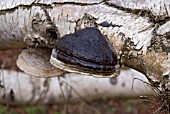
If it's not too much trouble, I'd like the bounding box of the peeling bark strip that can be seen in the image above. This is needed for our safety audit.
[0,69,153,105]
[0,1,169,83]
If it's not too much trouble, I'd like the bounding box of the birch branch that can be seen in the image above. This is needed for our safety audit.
[0,0,169,105]
[0,68,153,105]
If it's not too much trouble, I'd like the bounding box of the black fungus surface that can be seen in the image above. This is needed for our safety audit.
[55,27,117,71]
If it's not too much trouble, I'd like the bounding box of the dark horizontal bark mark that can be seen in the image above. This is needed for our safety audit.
[0,3,52,15]
[104,2,170,25]
[0,0,107,15]
[51,0,107,6]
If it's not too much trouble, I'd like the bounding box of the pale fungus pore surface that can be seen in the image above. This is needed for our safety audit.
[50,27,120,77]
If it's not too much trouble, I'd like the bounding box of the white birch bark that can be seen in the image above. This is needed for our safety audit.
[0,0,169,105]
[0,68,153,105]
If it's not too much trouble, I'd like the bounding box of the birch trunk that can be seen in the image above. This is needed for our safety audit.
[0,0,169,105]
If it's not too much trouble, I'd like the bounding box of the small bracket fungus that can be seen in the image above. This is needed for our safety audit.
[17,48,64,78]
[50,27,120,77]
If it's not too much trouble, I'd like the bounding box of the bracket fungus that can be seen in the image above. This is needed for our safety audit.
[50,27,120,77]
[17,48,64,78]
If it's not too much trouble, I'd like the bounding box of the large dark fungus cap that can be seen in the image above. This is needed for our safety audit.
[50,27,119,76]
